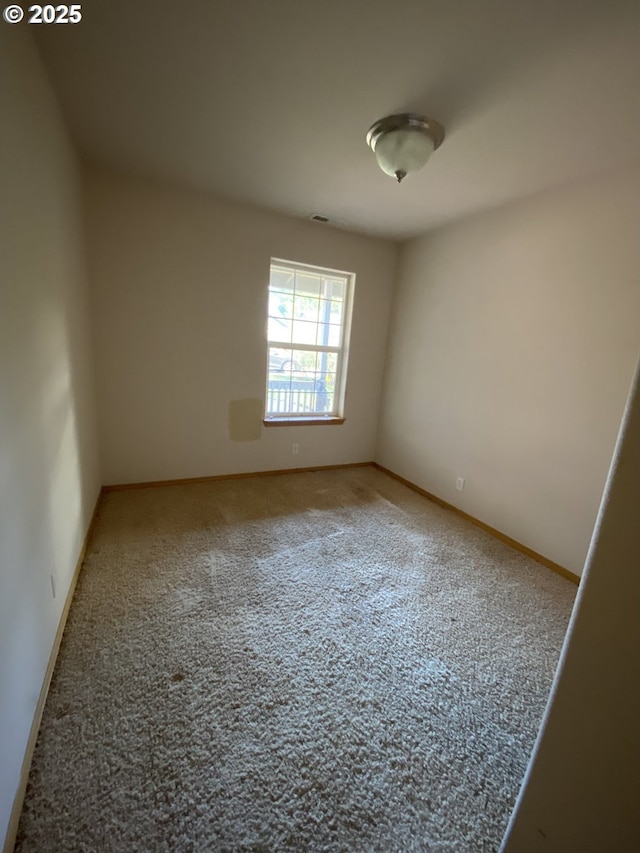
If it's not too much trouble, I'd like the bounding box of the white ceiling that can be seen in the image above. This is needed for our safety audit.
[35,0,640,240]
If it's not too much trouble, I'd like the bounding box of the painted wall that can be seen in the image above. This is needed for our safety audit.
[376,170,640,575]
[0,28,101,847]
[500,356,640,852]
[84,169,397,485]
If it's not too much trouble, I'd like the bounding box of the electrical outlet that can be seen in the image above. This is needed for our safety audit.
[292,443,299,455]
[456,477,465,491]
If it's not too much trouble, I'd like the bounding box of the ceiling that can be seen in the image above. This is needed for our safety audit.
[35,0,639,240]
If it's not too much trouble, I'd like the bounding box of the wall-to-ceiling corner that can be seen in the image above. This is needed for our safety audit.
[0,26,101,850]
[376,169,640,575]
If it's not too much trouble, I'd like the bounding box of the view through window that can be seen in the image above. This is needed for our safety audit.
[266,259,354,419]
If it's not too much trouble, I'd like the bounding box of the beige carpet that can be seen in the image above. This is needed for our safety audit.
[15,466,576,852]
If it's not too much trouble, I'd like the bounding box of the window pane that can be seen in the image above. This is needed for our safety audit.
[269,291,294,319]
[316,324,341,347]
[266,370,292,413]
[292,319,318,345]
[266,366,334,414]
[294,294,320,323]
[316,380,335,413]
[295,272,321,299]
[270,268,295,293]
[328,279,345,300]
[268,346,299,374]
[317,352,338,374]
[268,316,292,342]
[318,299,334,322]
[330,300,343,321]
[316,322,329,346]
[291,349,319,372]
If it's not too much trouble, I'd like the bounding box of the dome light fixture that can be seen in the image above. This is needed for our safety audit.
[366,113,445,183]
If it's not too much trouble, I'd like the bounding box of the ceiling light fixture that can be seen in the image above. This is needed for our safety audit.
[366,113,445,183]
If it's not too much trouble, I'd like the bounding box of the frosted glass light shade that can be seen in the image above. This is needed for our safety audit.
[374,128,435,179]
[366,113,444,182]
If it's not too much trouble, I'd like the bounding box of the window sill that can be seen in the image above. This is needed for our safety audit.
[263,416,346,428]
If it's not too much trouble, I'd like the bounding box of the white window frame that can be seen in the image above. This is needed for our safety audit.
[264,258,355,424]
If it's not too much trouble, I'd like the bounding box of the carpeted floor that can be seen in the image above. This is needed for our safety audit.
[15,466,576,852]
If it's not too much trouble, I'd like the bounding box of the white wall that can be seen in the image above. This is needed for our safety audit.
[377,170,640,575]
[0,28,101,847]
[85,169,397,485]
[500,355,640,852]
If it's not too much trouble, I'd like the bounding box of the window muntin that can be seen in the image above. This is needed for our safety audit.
[265,260,354,419]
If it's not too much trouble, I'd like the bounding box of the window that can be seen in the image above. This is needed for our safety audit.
[265,259,354,423]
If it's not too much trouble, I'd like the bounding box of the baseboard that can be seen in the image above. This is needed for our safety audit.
[103,461,373,492]
[3,489,104,853]
[372,463,580,585]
